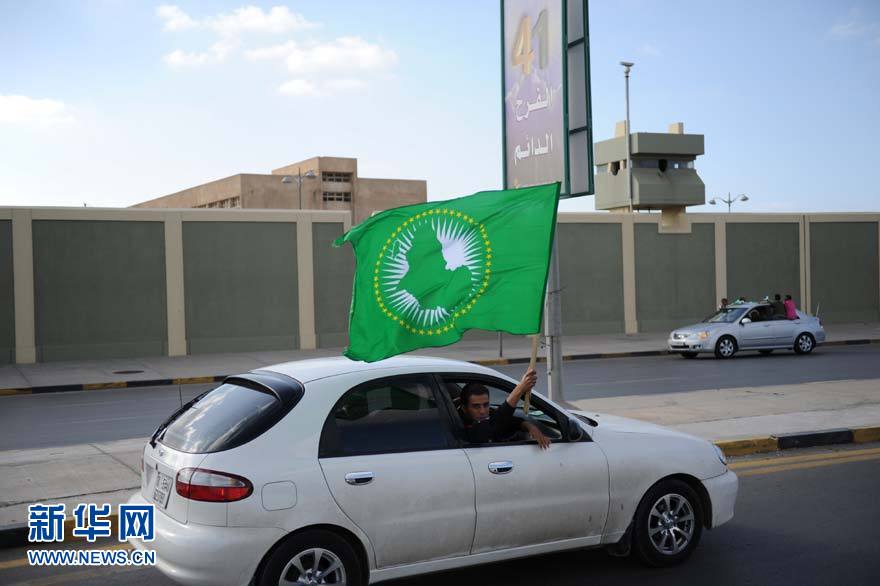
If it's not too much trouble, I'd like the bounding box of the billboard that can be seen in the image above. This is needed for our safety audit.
[502,0,593,198]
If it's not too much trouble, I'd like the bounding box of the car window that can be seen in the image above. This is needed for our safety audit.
[704,307,747,323]
[320,376,453,457]
[157,378,301,454]
[441,375,564,443]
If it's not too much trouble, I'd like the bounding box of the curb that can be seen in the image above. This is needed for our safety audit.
[1,338,877,397]
[0,513,122,550]
[713,425,880,458]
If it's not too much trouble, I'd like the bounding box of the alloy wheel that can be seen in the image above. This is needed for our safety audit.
[797,334,813,353]
[718,338,735,358]
[648,493,695,556]
[280,548,346,585]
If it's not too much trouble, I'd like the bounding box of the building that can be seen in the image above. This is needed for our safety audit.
[132,156,427,224]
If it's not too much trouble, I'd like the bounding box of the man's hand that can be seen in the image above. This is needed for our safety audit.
[507,368,537,407]
[523,421,551,450]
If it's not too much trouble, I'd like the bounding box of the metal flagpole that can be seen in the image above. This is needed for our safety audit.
[544,235,564,403]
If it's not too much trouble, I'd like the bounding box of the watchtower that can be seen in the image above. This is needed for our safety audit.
[594,122,705,232]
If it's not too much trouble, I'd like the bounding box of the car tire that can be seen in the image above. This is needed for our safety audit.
[258,529,362,586]
[794,332,815,355]
[632,479,704,567]
[681,352,698,359]
[714,336,737,359]
[759,349,773,355]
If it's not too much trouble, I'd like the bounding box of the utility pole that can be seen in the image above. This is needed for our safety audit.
[620,61,634,212]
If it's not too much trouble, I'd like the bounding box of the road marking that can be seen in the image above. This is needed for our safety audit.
[729,446,880,470]
[735,453,880,477]
[0,543,132,571]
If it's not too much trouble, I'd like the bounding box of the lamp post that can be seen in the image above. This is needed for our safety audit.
[620,61,634,212]
[708,192,749,213]
[281,169,317,210]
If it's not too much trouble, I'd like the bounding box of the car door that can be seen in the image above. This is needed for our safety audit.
[768,314,799,347]
[318,375,476,568]
[442,375,609,554]
[739,306,774,348]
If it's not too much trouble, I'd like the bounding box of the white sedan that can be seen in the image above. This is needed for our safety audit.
[129,356,737,586]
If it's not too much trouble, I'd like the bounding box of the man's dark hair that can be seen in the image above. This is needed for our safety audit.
[785,294,792,300]
[460,383,490,406]
[774,294,781,301]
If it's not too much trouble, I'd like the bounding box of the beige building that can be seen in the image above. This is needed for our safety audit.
[133,156,427,224]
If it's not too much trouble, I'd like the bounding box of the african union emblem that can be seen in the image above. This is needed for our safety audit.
[374,209,492,336]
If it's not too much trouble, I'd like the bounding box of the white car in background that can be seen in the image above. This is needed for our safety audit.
[130,356,738,586]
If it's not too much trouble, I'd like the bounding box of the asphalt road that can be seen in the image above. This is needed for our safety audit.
[2,444,878,586]
[1,344,879,450]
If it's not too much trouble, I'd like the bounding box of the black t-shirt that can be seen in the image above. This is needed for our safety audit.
[463,401,523,444]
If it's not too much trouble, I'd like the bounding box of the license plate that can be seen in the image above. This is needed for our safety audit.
[152,471,173,509]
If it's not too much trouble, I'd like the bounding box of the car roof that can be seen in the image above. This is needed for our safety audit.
[255,355,505,384]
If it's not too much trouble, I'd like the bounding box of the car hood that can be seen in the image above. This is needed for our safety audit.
[671,322,730,334]
[571,410,696,440]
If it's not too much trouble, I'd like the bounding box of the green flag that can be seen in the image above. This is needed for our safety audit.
[334,182,560,362]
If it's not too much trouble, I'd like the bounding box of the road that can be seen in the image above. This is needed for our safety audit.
[1,444,878,586]
[2,345,879,450]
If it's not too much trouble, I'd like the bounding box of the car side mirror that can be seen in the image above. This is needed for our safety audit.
[567,418,584,441]
[741,318,751,325]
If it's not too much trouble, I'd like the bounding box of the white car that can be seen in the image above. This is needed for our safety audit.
[129,356,737,586]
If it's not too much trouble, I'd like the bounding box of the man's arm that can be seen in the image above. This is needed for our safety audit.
[505,369,551,449]
[520,420,551,449]
[507,368,537,407]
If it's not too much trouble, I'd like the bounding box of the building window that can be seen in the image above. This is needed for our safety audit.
[322,171,353,183]
[195,196,241,209]
[323,192,352,202]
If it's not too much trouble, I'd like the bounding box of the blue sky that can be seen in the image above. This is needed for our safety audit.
[1,0,878,212]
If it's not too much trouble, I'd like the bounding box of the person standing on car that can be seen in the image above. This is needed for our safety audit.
[784,294,798,320]
[719,298,729,310]
[771,294,785,318]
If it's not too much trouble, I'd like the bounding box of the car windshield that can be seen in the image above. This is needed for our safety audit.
[704,307,747,323]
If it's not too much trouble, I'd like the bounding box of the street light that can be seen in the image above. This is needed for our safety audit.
[708,192,749,213]
[620,61,634,212]
[281,169,317,210]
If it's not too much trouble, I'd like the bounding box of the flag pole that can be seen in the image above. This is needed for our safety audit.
[544,235,565,403]
[523,334,539,414]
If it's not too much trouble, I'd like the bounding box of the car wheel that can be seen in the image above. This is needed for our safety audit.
[632,479,704,567]
[794,333,815,355]
[759,349,773,355]
[681,352,698,359]
[714,336,737,359]
[258,529,362,586]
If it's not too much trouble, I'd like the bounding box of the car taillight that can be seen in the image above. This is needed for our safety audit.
[175,467,253,502]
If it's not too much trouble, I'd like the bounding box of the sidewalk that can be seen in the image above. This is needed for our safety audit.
[2,377,879,535]
[2,322,879,393]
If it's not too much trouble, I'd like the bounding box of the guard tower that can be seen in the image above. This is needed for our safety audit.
[594,122,705,232]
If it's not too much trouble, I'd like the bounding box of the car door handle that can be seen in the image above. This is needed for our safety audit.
[344,472,374,486]
[488,461,513,475]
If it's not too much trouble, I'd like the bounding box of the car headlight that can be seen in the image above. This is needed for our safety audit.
[698,331,710,340]
[713,444,728,466]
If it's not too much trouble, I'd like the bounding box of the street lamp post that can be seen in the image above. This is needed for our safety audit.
[620,61,634,212]
[708,192,749,213]
[281,169,317,210]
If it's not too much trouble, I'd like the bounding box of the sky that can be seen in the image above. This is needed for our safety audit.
[1,0,879,213]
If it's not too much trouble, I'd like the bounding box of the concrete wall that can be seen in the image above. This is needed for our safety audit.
[0,221,14,364]
[312,222,355,347]
[634,222,716,332]
[32,220,168,361]
[1,208,878,364]
[557,222,625,333]
[810,221,880,322]
[183,221,300,354]
[727,222,801,305]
